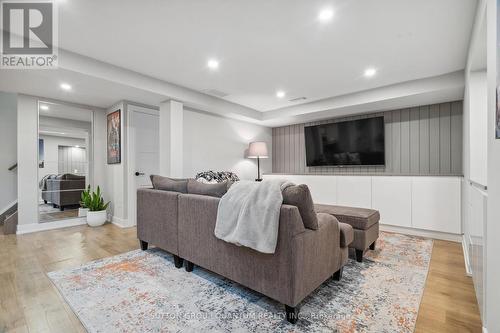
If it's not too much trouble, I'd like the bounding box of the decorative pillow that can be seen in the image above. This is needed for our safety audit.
[195,170,240,184]
[282,184,319,230]
[150,175,188,193]
[187,179,228,198]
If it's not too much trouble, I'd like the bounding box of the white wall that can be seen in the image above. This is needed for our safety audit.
[105,102,128,224]
[462,0,489,327]
[93,109,107,199]
[0,92,17,213]
[468,70,488,186]
[462,0,500,331]
[17,95,39,225]
[183,109,272,180]
[38,135,86,181]
[159,100,183,177]
[485,0,500,331]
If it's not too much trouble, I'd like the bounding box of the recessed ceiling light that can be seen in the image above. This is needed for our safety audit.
[60,83,72,91]
[276,91,286,98]
[318,8,334,22]
[364,68,377,78]
[207,59,219,70]
[40,105,49,111]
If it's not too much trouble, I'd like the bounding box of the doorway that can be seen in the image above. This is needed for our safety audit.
[127,105,159,226]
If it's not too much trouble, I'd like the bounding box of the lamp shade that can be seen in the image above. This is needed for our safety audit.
[247,141,268,158]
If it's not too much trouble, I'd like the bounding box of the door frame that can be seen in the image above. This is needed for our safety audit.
[126,104,159,227]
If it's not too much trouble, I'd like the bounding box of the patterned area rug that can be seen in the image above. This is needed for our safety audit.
[48,232,432,333]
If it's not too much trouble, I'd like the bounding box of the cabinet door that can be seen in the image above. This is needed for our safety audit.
[297,175,337,205]
[336,176,372,208]
[264,175,337,204]
[372,177,412,227]
[411,177,461,234]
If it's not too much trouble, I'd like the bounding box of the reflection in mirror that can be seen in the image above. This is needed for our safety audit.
[38,101,93,223]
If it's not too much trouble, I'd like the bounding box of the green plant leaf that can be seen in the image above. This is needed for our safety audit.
[85,185,109,211]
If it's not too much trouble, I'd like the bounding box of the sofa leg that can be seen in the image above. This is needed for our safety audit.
[285,305,299,324]
[185,261,194,272]
[333,267,343,281]
[53,204,57,208]
[139,240,148,250]
[355,249,364,262]
[369,241,376,251]
[44,200,47,204]
[173,255,184,269]
[60,206,64,211]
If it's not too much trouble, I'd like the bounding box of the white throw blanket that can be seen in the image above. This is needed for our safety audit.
[214,179,293,254]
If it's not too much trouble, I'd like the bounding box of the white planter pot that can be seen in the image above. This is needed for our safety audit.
[78,208,89,217]
[86,210,107,227]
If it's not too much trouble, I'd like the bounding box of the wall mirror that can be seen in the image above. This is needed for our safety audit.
[38,101,94,224]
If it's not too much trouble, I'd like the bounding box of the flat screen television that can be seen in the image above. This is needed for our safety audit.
[304,117,385,166]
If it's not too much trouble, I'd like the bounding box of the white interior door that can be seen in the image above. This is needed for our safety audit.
[128,106,159,226]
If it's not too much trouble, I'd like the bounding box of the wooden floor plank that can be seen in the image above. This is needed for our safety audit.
[0,224,482,332]
[415,240,482,333]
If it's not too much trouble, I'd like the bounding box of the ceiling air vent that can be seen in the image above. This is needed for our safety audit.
[289,97,307,102]
[203,89,229,98]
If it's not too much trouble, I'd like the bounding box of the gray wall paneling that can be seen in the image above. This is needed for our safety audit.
[271,101,463,176]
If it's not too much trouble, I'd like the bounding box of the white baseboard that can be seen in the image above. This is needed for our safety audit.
[462,235,472,276]
[111,216,135,228]
[16,218,87,234]
[380,224,462,242]
[483,327,488,333]
[0,200,17,216]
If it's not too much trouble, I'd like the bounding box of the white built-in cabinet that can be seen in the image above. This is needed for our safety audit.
[337,176,372,208]
[411,177,461,234]
[264,174,462,235]
[372,177,412,228]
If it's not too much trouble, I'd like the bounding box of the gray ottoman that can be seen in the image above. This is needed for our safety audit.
[315,204,380,262]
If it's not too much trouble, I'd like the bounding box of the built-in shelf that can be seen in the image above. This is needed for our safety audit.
[264,174,462,239]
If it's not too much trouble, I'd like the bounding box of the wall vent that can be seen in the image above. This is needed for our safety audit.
[203,89,229,98]
[289,97,307,102]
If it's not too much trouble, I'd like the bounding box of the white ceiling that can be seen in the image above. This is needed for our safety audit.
[58,0,477,112]
[39,101,93,122]
[0,68,167,108]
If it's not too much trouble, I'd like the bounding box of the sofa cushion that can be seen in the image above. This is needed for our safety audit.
[314,204,380,230]
[150,175,188,193]
[282,184,318,230]
[338,222,354,247]
[187,179,228,198]
[63,173,85,180]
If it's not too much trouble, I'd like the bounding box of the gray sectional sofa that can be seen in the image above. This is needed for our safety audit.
[41,174,86,211]
[137,179,353,323]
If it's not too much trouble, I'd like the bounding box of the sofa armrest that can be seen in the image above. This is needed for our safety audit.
[289,212,340,306]
[137,188,180,255]
[339,222,354,247]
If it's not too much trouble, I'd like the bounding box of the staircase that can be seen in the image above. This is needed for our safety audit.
[1,162,18,234]
[0,202,18,235]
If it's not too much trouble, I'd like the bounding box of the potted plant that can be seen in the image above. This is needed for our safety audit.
[82,186,110,227]
[78,185,91,217]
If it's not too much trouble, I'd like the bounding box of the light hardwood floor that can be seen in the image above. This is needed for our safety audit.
[0,224,482,332]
